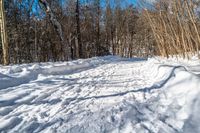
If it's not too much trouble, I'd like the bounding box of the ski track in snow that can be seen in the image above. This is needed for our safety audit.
[0,56,200,133]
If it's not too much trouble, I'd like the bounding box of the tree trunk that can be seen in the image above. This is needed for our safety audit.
[96,0,100,56]
[39,0,71,60]
[75,0,83,58]
[0,0,9,65]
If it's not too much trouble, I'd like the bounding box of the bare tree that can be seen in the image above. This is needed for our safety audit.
[143,0,200,59]
[39,0,71,60]
[1,0,157,64]
[0,0,9,65]
[75,0,83,58]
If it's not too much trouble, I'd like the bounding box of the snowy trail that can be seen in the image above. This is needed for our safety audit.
[0,56,200,133]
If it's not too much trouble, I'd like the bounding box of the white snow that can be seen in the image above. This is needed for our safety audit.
[0,56,200,133]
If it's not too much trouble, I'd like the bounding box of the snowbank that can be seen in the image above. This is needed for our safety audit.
[145,58,200,132]
[0,56,121,90]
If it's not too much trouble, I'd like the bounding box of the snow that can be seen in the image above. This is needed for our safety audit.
[0,56,200,133]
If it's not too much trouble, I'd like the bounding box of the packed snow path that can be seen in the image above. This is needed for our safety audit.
[0,56,200,133]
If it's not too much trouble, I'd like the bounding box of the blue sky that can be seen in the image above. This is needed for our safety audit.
[100,0,138,9]
[31,0,138,16]
[128,0,137,5]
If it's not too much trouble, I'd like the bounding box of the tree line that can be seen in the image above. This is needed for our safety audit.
[1,0,199,65]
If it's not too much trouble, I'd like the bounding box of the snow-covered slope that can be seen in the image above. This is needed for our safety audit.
[0,56,200,133]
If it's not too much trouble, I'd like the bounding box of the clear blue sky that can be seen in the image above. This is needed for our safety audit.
[100,0,138,8]
[32,0,138,16]
[128,0,137,5]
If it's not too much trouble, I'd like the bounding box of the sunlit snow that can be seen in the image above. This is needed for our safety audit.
[0,56,200,133]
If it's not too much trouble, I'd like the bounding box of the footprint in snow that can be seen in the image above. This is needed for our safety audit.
[76,88,82,93]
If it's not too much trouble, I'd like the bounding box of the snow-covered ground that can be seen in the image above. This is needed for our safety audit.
[0,56,200,133]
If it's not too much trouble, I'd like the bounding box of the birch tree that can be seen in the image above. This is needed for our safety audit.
[39,0,71,60]
[0,0,9,65]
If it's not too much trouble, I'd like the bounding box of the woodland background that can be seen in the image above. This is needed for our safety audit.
[1,0,200,64]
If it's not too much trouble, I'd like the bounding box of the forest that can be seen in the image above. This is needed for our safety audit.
[0,0,200,65]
